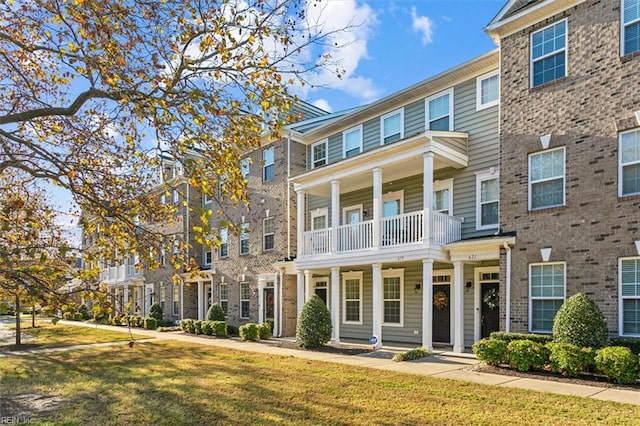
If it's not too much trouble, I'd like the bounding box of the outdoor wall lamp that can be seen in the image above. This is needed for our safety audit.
[414,283,421,294]
[465,281,473,289]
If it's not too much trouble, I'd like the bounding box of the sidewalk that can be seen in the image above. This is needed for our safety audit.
[19,321,640,406]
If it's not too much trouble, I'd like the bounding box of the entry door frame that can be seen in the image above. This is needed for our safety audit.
[432,270,453,345]
[474,266,500,342]
[312,276,330,309]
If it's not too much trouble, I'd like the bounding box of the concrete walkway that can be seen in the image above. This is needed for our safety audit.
[4,319,639,406]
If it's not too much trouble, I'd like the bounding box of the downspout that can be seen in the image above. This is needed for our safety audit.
[503,242,511,333]
[287,133,292,260]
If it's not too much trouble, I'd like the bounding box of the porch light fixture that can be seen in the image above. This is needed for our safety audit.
[635,111,640,126]
[540,247,552,262]
[241,274,246,282]
[539,133,552,150]
[414,283,421,294]
[465,281,473,289]
[635,240,640,256]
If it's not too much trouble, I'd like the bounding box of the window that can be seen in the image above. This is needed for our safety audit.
[241,158,250,180]
[172,189,179,204]
[476,71,499,110]
[239,223,249,255]
[531,20,566,87]
[476,170,499,229]
[219,228,228,258]
[203,242,212,266]
[203,192,211,205]
[311,139,327,168]
[311,208,328,230]
[529,147,565,210]
[619,129,640,196]
[529,263,565,333]
[623,0,640,55]
[173,285,180,316]
[433,179,453,215]
[263,217,275,251]
[426,89,453,131]
[219,283,228,314]
[620,257,640,336]
[343,125,363,158]
[160,285,166,311]
[383,269,404,326]
[342,272,363,324]
[381,109,404,144]
[240,282,250,319]
[160,193,166,205]
[263,147,274,181]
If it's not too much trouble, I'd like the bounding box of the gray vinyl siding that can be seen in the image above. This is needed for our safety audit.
[463,264,476,347]
[382,263,423,344]
[405,99,425,138]
[340,268,373,339]
[362,117,380,151]
[327,133,343,164]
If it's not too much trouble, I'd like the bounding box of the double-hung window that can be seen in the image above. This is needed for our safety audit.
[531,20,566,87]
[219,283,228,314]
[263,147,274,181]
[620,257,640,336]
[173,285,180,316]
[529,147,565,210]
[241,158,250,180]
[433,179,453,215]
[476,170,499,229]
[240,282,250,319]
[343,125,363,158]
[263,217,275,251]
[311,139,327,168]
[623,0,640,55]
[342,272,363,324]
[381,109,403,144]
[426,89,453,131]
[529,263,565,333]
[382,269,404,326]
[219,228,228,258]
[239,223,249,255]
[476,71,499,110]
[619,129,640,196]
[203,242,212,266]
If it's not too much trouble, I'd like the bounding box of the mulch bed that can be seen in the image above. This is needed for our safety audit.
[258,338,374,356]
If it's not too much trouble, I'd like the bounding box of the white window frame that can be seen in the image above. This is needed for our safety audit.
[239,223,250,255]
[311,207,329,230]
[433,179,454,215]
[160,284,166,312]
[529,262,566,333]
[173,161,183,178]
[203,240,212,266]
[342,271,363,325]
[619,129,640,197]
[530,19,567,88]
[203,192,211,205]
[263,147,274,182]
[219,228,228,259]
[241,158,250,180]
[172,189,179,204]
[382,269,404,327]
[240,281,250,319]
[380,108,404,145]
[219,282,229,314]
[528,147,566,210]
[342,204,363,225]
[619,257,640,337]
[425,88,454,131]
[476,169,500,230]
[263,217,275,251]
[382,190,404,217]
[476,71,499,110]
[172,285,180,316]
[311,139,328,169]
[342,125,363,158]
[621,0,640,56]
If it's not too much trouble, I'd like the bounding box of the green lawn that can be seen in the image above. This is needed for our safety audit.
[0,340,638,425]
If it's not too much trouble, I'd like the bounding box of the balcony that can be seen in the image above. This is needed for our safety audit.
[100,264,144,285]
[299,210,461,257]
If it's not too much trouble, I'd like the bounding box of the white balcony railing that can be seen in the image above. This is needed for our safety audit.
[300,209,462,257]
[100,263,144,284]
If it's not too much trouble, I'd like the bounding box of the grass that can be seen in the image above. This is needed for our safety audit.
[0,340,638,425]
[0,321,149,351]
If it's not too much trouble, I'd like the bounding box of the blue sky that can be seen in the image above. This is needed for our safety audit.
[298,0,505,113]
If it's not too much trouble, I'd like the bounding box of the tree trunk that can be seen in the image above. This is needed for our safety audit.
[32,304,36,328]
[15,293,21,346]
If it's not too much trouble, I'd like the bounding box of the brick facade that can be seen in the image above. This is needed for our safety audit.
[496,0,640,336]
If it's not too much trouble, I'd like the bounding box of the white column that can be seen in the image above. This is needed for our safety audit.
[372,263,383,349]
[372,167,382,250]
[331,180,340,253]
[179,280,184,321]
[296,189,305,255]
[197,281,204,320]
[274,273,280,336]
[453,261,465,353]
[296,270,304,314]
[304,270,312,302]
[123,283,129,312]
[258,278,266,324]
[423,152,434,243]
[422,259,434,352]
[331,266,340,343]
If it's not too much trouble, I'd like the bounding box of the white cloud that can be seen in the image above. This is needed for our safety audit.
[411,6,434,46]
[311,99,333,113]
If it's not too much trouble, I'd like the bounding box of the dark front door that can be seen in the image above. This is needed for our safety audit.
[314,288,327,306]
[432,284,451,343]
[263,288,274,321]
[481,282,500,338]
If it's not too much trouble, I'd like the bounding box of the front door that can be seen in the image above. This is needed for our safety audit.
[314,279,328,307]
[432,284,451,343]
[481,282,500,338]
[263,287,274,321]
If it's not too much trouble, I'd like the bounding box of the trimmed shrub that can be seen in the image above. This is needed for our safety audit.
[180,319,195,334]
[226,325,239,336]
[489,332,552,345]
[552,293,607,349]
[157,319,174,327]
[547,342,595,377]
[472,338,508,366]
[149,302,163,321]
[258,323,271,340]
[73,312,84,321]
[392,347,430,362]
[296,295,332,349]
[144,317,157,330]
[239,323,259,341]
[77,304,90,320]
[211,321,227,337]
[610,337,640,356]
[62,312,74,320]
[201,321,213,335]
[156,326,180,332]
[193,320,203,335]
[206,303,226,321]
[507,340,549,372]
[595,346,640,384]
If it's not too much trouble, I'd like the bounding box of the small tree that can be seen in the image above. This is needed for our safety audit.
[296,295,332,349]
[149,302,163,322]
[553,293,607,349]
[206,303,226,322]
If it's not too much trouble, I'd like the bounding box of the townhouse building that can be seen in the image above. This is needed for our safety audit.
[486,0,640,338]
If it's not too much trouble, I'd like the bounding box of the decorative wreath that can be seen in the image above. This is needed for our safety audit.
[433,290,448,310]
[483,288,499,311]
